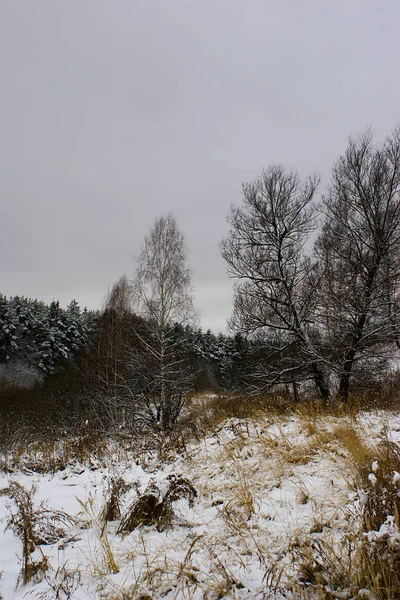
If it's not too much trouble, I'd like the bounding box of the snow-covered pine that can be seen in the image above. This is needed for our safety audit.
[0,295,97,380]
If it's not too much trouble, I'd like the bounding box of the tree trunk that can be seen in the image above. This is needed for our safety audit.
[337,264,378,403]
[292,380,300,403]
[337,305,370,403]
[337,351,356,402]
[338,361,352,402]
[161,398,171,431]
[311,362,330,404]
[160,326,171,430]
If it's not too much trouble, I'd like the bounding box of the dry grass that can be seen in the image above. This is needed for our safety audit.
[0,428,111,474]
[1,481,74,586]
[100,535,120,575]
[297,486,310,506]
[289,534,356,595]
[256,418,334,474]
[1,391,400,599]
[101,474,135,523]
[117,475,197,535]
[287,420,400,599]
[333,423,374,468]
[205,401,400,599]
[178,391,292,440]
[0,391,381,477]
[358,436,400,528]
[42,565,81,599]
[220,442,257,521]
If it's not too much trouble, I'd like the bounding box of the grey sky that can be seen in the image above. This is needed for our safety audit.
[1,0,399,333]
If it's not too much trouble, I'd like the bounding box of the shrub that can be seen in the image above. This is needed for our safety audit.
[117,475,197,534]
[1,481,74,585]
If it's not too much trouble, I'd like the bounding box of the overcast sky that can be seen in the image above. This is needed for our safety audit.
[1,0,399,333]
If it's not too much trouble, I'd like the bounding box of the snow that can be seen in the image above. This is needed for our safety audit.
[1,408,400,599]
[366,515,400,545]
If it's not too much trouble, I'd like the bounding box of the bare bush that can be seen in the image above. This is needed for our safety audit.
[117,474,197,534]
[1,481,74,585]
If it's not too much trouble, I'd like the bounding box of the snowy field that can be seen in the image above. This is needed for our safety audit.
[1,406,400,599]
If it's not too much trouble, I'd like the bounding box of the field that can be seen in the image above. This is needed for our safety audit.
[1,395,400,599]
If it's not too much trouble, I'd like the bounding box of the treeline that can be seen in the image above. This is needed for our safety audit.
[0,294,248,392]
[1,124,400,440]
[0,285,251,439]
[0,295,98,384]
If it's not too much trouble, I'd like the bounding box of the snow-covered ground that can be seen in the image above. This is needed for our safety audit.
[1,408,400,599]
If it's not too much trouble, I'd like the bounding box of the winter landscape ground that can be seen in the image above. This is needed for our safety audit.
[1,395,400,600]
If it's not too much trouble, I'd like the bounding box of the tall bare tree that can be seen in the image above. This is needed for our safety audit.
[133,214,195,429]
[316,127,400,401]
[221,165,330,401]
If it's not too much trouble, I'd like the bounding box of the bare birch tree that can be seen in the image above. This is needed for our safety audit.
[316,127,400,401]
[133,214,195,429]
[221,165,330,401]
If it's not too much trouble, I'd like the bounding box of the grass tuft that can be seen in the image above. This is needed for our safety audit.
[117,475,197,534]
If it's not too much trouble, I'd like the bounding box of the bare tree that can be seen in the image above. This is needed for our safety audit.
[133,214,195,430]
[89,275,134,431]
[221,165,330,401]
[316,127,400,401]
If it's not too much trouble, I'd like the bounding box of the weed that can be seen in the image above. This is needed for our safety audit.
[38,564,81,599]
[21,548,50,586]
[101,474,135,522]
[290,536,355,593]
[295,427,400,599]
[360,435,400,531]
[1,481,74,585]
[353,433,400,598]
[117,475,197,534]
[297,487,310,505]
